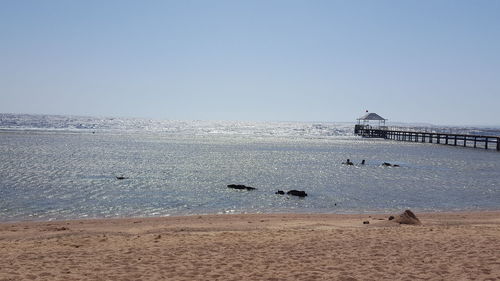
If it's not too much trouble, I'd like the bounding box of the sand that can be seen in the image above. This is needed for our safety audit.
[1,211,500,281]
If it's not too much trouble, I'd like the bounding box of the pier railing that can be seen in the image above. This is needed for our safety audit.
[354,125,500,151]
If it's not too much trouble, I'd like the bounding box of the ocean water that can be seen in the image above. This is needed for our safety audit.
[1,114,499,222]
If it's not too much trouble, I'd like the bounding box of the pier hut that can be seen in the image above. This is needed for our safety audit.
[354,112,388,137]
[356,112,387,127]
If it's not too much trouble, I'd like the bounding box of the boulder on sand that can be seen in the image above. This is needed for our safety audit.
[227,184,256,191]
[394,210,421,225]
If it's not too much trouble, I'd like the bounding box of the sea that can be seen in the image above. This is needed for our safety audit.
[1,113,499,222]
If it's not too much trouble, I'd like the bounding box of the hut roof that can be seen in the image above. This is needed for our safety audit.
[357,113,387,121]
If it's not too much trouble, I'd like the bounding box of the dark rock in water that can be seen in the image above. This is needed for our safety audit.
[382,162,400,167]
[275,190,285,195]
[388,216,395,221]
[394,209,421,225]
[116,176,128,180]
[227,184,256,191]
[286,190,308,197]
[363,221,370,224]
[342,159,354,165]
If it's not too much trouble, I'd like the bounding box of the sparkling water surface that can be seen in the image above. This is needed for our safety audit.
[1,114,499,222]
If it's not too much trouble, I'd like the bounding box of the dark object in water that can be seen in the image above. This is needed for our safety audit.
[286,190,308,197]
[116,176,128,180]
[360,160,365,165]
[363,221,370,224]
[275,190,285,195]
[342,159,354,165]
[227,184,256,191]
[382,162,400,167]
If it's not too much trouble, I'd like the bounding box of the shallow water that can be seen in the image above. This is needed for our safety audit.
[0,115,499,222]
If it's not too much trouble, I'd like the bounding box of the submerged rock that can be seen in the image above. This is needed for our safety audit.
[286,190,308,197]
[227,184,256,191]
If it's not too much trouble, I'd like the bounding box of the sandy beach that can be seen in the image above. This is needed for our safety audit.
[1,211,500,281]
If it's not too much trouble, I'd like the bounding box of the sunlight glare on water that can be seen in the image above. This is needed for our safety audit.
[0,114,499,221]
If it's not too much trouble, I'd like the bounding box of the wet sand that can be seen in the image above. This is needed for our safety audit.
[1,211,500,281]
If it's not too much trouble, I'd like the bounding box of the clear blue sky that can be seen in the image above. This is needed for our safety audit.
[1,0,499,125]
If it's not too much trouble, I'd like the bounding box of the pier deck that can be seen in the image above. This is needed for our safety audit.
[354,125,500,151]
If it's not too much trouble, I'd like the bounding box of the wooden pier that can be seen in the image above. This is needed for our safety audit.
[354,125,500,151]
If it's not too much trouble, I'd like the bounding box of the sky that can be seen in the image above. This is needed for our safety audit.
[1,0,499,126]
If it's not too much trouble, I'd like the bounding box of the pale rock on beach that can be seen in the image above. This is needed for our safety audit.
[1,212,500,281]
